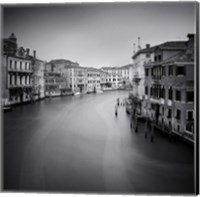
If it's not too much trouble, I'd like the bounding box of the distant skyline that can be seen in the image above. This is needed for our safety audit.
[3,2,196,68]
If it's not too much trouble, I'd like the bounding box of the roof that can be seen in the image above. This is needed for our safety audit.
[101,67,118,70]
[48,59,80,67]
[132,41,187,59]
[162,45,194,64]
[119,64,132,69]
[86,67,101,72]
[132,46,157,59]
[144,46,194,67]
[101,64,132,70]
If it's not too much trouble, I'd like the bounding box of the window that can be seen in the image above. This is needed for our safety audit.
[151,68,154,76]
[145,86,148,95]
[15,75,17,85]
[168,65,173,76]
[161,87,165,98]
[9,74,12,85]
[169,121,171,128]
[162,67,166,76]
[176,109,181,120]
[20,61,22,70]
[146,53,150,58]
[154,56,157,62]
[15,61,17,69]
[145,69,149,76]
[150,87,153,96]
[186,91,194,102]
[168,87,173,100]
[186,123,194,133]
[187,111,193,121]
[158,55,162,61]
[20,76,22,85]
[176,90,181,101]
[176,66,186,76]
[167,109,172,118]
[10,60,12,69]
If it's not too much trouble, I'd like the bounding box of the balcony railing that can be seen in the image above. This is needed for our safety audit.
[8,68,33,73]
[8,84,32,88]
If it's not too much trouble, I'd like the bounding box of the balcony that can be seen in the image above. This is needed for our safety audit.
[133,73,141,84]
[160,98,164,104]
[8,68,33,73]
[152,76,161,84]
[8,84,32,88]
[150,97,161,104]
[167,100,172,106]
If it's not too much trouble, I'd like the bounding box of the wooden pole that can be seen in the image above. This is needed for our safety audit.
[150,122,154,143]
[145,118,148,138]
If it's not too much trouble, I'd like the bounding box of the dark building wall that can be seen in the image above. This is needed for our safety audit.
[2,55,9,101]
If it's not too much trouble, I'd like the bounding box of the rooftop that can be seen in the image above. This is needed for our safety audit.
[132,41,187,59]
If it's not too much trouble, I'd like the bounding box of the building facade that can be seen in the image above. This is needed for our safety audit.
[87,68,101,93]
[143,34,194,142]
[132,44,155,100]
[73,67,88,93]
[44,63,65,97]
[2,33,35,106]
[32,59,45,100]
[101,67,122,89]
[45,60,87,95]
[100,70,108,89]
[119,64,133,88]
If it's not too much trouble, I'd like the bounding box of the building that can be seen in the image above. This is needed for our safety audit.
[86,67,101,93]
[32,59,45,100]
[132,44,155,100]
[45,59,87,94]
[119,64,133,88]
[44,62,67,97]
[101,67,122,89]
[144,34,194,142]
[73,67,88,93]
[100,70,109,89]
[2,33,35,106]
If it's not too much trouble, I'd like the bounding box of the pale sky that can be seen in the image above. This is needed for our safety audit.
[2,2,196,68]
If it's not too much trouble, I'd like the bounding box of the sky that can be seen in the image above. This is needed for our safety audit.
[2,2,196,68]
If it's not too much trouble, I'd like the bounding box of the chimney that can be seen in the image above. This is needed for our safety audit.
[146,44,150,49]
[187,33,195,47]
[138,37,141,50]
[33,50,36,59]
[26,48,30,57]
[187,33,194,40]
[133,43,136,54]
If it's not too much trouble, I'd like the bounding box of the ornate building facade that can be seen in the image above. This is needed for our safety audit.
[2,33,35,106]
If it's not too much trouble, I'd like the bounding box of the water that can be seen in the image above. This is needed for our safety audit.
[3,90,194,194]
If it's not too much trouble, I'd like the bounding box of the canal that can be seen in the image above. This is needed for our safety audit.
[3,90,194,193]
